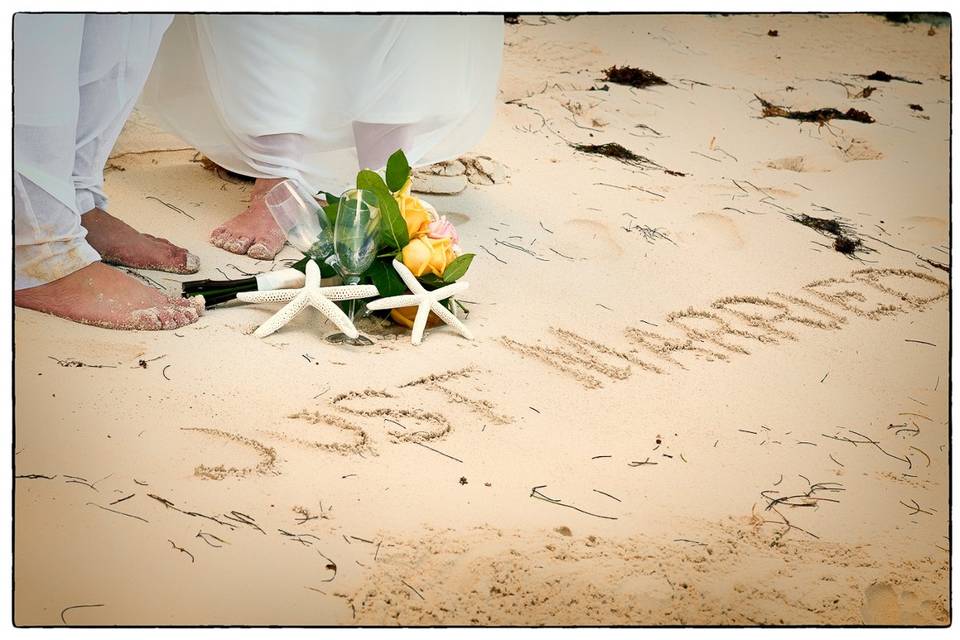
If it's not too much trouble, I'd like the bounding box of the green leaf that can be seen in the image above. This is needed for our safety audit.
[322,203,338,228]
[292,255,337,278]
[291,255,310,272]
[378,195,408,250]
[356,169,389,193]
[355,170,408,250]
[367,258,407,297]
[417,273,446,289]
[385,149,411,193]
[321,191,340,208]
[441,253,475,283]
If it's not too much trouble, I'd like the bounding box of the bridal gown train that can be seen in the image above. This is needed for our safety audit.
[140,15,504,194]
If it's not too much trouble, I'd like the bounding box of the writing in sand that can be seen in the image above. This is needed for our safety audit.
[500,267,947,389]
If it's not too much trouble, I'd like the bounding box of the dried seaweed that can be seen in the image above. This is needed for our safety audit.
[756,95,874,124]
[858,69,922,84]
[602,65,668,89]
[788,213,870,256]
[571,142,683,175]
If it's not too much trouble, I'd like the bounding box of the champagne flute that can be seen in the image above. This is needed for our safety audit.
[325,188,381,345]
[263,179,335,260]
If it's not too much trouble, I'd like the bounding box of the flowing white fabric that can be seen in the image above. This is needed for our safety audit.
[14,14,172,289]
[140,15,503,194]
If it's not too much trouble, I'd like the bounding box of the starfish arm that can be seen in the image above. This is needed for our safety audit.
[253,292,309,338]
[308,291,360,339]
[303,259,323,286]
[391,260,427,294]
[322,284,380,301]
[366,294,424,311]
[430,300,474,340]
[410,300,431,346]
[429,280,469,301]
[237,288,300,303]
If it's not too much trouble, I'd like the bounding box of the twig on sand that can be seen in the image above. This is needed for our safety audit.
[401,579,425,600]
[899,499,934,516]
[908,446,931,467]
[530,485,618,520]
[759,504,821,542]
[48,356,116,369]
[760,479,845,511]
[222,510,265,534]
[196,530,228,548]
[411,441,463,463]
[480,245,507,264]
[168,539,195,563]
[146,493,239,530]
[60,603,105,625]
[86,501,149,523]
[593,489,622,502]
[145,195,195,220]
[821,429,911,467]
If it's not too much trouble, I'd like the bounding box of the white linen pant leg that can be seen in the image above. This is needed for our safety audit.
[14,14,172,290]
[73,15,173,214]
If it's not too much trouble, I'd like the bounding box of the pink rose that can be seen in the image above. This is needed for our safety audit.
[427,216,460,246]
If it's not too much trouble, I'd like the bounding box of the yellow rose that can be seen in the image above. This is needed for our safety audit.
[389,306,444,329]
[401,236,457,278]
[395,189,432,239]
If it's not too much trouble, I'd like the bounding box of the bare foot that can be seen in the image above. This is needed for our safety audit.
[82,207,199,274]
[15,262,203,331]
[210,177,286,259]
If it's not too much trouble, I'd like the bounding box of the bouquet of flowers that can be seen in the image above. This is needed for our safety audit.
[315,150,474,327]
[183,150,474,330]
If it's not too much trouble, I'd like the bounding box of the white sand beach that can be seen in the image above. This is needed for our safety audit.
[14,14,951,625]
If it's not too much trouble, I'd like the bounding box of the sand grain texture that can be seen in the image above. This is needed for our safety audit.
[14,14,950,626]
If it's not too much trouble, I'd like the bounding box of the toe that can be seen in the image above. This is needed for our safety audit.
[167,246,200,274]
[180,305,199,324]
[184,252,200,273]
[222,236,254,255]
[209,227,228,247]
[155,307,180,330]
[174,294,206,317]
[171,307,199,327]
[188,295,206,316]
[247,239,281,260]
[130,308,163,331]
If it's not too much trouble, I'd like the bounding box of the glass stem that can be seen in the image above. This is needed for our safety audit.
[343,274,360,321]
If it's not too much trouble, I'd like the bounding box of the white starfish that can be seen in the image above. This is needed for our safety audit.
[366,260,473,346]
[237,260,378,339]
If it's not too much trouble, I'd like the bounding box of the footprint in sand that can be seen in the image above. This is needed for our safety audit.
[861,582,948,625]
[555,219,624,259]
[766,155,833,173]
[900,215,948,244]
[682,212,745,250]
[836,137,883,162]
